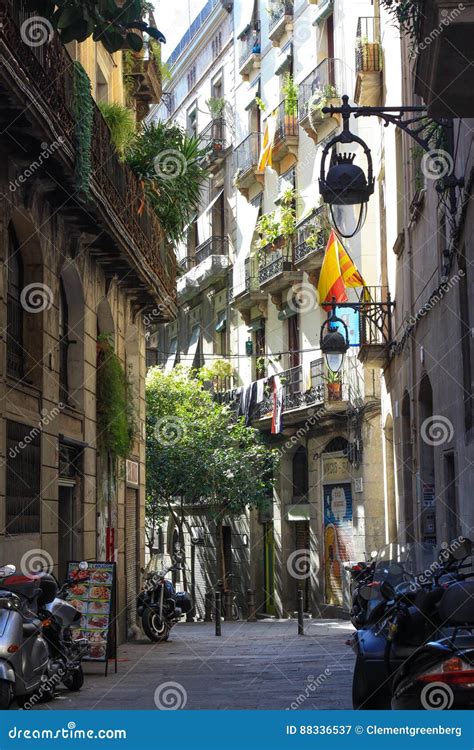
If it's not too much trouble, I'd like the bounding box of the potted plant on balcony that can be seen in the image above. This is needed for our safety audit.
[323,370,343,401]
[255,211,283,253]
[309,83,339,122]
[356,35,382,72]
[206,97,227,119]
[282,73,299,120]
[280,187,297,261]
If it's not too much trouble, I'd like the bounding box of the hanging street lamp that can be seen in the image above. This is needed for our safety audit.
[320,303,350,374]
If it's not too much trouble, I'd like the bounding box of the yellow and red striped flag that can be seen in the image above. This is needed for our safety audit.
[257,112,277,172]
[318,230,366,310]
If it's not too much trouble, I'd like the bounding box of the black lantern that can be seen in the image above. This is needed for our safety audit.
[319,96,374,238]
[320,304,349,373]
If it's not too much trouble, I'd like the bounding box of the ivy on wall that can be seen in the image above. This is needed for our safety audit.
[72,61,94,196]
[96,335,136,460]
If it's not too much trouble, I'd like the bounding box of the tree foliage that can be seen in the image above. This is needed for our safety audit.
[145,367,279,555]
[126,122,209,244]
[22,0,164,53]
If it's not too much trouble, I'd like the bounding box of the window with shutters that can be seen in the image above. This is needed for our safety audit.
[6,421,41,534]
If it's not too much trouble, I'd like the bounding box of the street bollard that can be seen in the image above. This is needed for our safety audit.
[247,589,257,622]
[215,590,222,636]
[297,590,304,635]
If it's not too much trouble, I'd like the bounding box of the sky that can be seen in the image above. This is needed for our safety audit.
[152,0,209,60]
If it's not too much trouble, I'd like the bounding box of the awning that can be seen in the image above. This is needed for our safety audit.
[215,310,227,333]
[247,318,265,332]
[164,337,177,373]
[275,44,293,76]
[197,189,224,243]
[232,195,261,296]
[187,325,201,366]
[237,0,256,38]
[278,303,298,321]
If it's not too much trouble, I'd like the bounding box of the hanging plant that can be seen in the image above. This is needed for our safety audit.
[98,101,136,158]
[72,61,93,196]
[96,335,136,459]
[282,73,299,117]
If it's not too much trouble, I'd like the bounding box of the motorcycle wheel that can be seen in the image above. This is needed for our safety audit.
[63,666,84,692]
[352,656,391,710]
[0,680,11,710]
[142,609,170,642]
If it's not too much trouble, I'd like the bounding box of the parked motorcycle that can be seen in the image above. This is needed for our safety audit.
[344,555,376,628]
[0,564,59,709]
[351,538,474,710]
[137,556,192,642]
[41,563,90,694]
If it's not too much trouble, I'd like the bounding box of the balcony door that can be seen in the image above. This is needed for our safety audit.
[288,313,300,369]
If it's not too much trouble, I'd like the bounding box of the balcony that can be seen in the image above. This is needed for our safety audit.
[234,133,264,198]
[294,207,328,273]
[358,286,394,368]
[298,58,341,143]
[253,356,364,425]
[272,99,299,166]
[0,1,176,320]
[354,17,382,106]
[231,257,267,312]
[239,23,261,80]
[258,243,301,297]
[199,118,230,172]
[177,237,230,301]
[415,0,474,117]
[126,44,163,121]
[268,0,294,47]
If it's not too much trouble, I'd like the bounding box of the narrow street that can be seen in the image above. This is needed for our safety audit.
[35,620,354,711]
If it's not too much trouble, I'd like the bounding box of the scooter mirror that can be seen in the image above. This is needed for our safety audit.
[359,584,380,601]
[370,550,378,559]
[450,537,472,561]
[78,561,89,571]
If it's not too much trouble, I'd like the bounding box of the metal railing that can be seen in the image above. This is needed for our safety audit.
[355,17,382,73]
[298,58,341,121]
[268,0,294,31]
[275,99,299,141]
[253,360,326,419]
[358,286,393,349]
[258,245,293,284]
[1,1,176,305]
[234,132,261,174]
[195,236,229,265]
[239,23,261,68]
[294,207,328,264]
[199,117,228,153]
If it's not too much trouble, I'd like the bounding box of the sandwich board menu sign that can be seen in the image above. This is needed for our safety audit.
[66,561,117,675]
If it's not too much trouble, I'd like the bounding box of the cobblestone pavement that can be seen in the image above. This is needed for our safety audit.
[33,619,355,711]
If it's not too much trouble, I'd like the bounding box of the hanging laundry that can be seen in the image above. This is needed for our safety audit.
[256,378,266,403]
[271,376,283,435]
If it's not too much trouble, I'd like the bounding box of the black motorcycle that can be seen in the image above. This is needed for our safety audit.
[137,556,192,642]
[351,538,474,710]
[344,557,376,628]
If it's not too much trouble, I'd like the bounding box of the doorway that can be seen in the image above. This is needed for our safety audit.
[125,488,139,631]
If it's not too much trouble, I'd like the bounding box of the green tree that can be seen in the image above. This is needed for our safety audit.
[146,366,279,589]
[22,1,164,52]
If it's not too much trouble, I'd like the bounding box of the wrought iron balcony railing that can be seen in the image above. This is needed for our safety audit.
[258,245,294,285]
[275,99,299,141]
[239,23,261,69]
[199,117,229,155]
[355,17,382,73]
[358,286,393,348]
[195,236,229,265]
[294,207,328,264]
[298,58,341,121]
[268,0,294,31]
[234,133,261,174]
[0,0,176,315]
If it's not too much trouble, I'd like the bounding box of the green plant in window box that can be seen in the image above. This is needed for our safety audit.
[98,102,136,158]
[310,84,339,118]
[206,97,227,119]
[322,368,343,400]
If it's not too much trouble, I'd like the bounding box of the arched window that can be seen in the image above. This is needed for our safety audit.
[292,446,308,502]
[59,278,69,402]
[7,225,24,378]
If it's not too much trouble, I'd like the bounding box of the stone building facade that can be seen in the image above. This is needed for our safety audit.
[0,2,175,642]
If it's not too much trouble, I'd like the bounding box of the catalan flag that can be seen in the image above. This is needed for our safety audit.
[257,112,277,172]
[318,230,366,310]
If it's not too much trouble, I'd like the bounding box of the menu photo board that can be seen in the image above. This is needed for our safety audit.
[66,561,117,671]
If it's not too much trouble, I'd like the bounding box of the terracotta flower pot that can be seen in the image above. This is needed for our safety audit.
[327,382,342,401]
